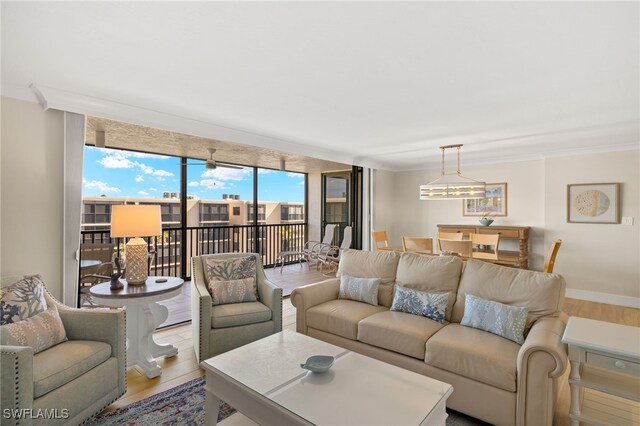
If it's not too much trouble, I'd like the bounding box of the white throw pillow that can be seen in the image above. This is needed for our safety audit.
[0,307,67,353]
[338,275,380,306]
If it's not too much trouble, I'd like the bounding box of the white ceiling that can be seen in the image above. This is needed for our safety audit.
[2,2,639,171]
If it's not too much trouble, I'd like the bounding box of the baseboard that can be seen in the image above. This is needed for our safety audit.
[565,288,640,309]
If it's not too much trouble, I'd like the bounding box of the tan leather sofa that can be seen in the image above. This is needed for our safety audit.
[291,249,568,426]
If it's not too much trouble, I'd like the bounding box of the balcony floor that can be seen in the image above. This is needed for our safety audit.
[158,261,332,327]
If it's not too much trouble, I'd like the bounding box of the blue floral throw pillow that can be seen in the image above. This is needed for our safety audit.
[0,275,48,325]
[205,255,258,305]
[461,294,528,344]
[390,285,449,323]
[338,275,380,306]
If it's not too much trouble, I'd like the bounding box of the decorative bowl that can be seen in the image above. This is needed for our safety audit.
[300,355,334,373]
[479,218,494,226]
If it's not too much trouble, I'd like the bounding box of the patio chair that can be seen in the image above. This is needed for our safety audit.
[317,226,353,276]
[79,243,116,306]
[275,224,337,272]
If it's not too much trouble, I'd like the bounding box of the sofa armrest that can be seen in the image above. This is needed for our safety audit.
[290,278,340,334]
[57,307,126,395]
[191,257,212,364]
[257,277,283,333]
[1,345,35,426]
[516,314,568,426]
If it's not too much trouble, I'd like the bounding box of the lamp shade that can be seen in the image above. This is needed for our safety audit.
[110,204,162,238]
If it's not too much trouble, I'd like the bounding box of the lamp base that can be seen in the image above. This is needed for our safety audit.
[125,237,148,285]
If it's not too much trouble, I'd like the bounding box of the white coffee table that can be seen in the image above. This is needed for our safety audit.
[201,330,453,426]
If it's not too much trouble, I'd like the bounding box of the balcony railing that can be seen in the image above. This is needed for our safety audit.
[80,223,307,280]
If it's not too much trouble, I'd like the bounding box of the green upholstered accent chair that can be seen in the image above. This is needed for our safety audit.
[0,276,126,425]
[191,253,283,363]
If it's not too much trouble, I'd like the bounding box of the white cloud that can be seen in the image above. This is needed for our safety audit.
[287,172,304,178]
[84,179,120,193]
[299,180,305,185]
[258,169,274,174]
[201,168,250,181]
[156,177,166,182]
[138,190,150,196]
[138,163,154,174]
[153,169,173,177]
[98,152,136,169]
[135,175,144,182]
[188,181,199,187]
[199,179,227,190]
[149,187,158,192]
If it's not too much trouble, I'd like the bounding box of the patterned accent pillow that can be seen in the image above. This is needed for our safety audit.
[0,307,67,353]
[0,275,48,325]
[338,275,380,306]
[461,294,529,344]
[205,256,258,305]
[390,285,449,323]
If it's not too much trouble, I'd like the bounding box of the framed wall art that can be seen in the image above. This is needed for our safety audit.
[567,183,620,224]
[462,182,507,217]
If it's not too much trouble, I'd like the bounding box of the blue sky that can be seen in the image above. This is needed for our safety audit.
[82,147,305,202]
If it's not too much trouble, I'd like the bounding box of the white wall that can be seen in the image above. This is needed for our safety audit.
[372,169,396,248]
[545,151,640,304]
[1,97,65,299]
[381,151,640,306]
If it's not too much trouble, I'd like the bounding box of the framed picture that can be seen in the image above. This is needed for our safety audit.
[567,183,620,224]
[462,183,507,217]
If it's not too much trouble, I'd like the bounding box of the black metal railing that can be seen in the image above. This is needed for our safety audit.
[80,223,307,280]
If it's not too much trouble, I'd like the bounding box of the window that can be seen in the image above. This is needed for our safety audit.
[200,203,229,222]
[233,206,240,216]
[281,205,304,221]
[247,204,266,221]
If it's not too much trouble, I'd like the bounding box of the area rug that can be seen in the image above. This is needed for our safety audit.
[87,376,234,426]
[88,375,472,425]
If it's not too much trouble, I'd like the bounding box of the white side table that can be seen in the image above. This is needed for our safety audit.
[561,317,640,426]
[90,276,184,378]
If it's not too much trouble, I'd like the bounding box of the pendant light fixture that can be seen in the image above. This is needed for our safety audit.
[419,144,486,200]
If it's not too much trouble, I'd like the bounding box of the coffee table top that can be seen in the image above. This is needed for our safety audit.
[202,330,452,425]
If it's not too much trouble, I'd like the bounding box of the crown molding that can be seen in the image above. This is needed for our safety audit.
[10,84,381,170]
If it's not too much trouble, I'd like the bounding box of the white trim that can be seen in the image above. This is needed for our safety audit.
[565,288,640,309]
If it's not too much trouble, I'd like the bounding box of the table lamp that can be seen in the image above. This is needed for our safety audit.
[110,204,162,285]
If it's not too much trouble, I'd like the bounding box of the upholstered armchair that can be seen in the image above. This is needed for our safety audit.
[191,253,283,363]
[0,276,126,425]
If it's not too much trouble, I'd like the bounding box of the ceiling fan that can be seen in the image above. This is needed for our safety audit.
[184,148,243,170]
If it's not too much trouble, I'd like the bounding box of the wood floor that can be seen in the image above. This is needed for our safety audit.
[104,264,640,425]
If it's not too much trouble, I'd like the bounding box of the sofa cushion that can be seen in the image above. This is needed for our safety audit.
[425,324,520,392]
[204,255,258,305]
[451,260,566,330]
[338,275,380,306]
[0,307,67,353]
[337,249,401,308]
[0,275,48,325]
[306,299,387,340]
[358,310,445,359]
[211,301,272,328]
[396,253,463,321]
[390,285,449,324]
[33,340,112,398]
[461,294,528,344]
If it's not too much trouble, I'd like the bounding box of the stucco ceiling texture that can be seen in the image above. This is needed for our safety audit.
[2,2,638,170]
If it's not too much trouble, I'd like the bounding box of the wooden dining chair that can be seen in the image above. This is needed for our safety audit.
[470,233,500,260]
[372,230,402,251]
[402,237,434,254]
[439,239,472,258]
[437,232,463,251]
[543,239,562,273]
